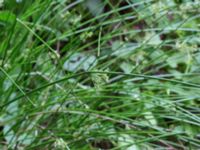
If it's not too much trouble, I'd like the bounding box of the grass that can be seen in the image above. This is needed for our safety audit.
[0,0,200,149]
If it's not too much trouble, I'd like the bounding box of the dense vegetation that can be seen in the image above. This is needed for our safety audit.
[0,0,200,149]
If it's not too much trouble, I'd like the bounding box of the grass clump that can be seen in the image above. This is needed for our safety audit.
[0,0,200,149]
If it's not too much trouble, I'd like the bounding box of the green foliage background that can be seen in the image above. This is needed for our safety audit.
[0,0,200,149]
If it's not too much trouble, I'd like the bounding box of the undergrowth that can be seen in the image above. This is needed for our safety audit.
[0,0,200,149]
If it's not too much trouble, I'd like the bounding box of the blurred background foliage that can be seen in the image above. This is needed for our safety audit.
[0,0,200,149]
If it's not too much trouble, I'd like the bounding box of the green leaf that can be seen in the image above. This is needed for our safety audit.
[0,11,16,25]
[63,53,96,72]
[85,0,104,17]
